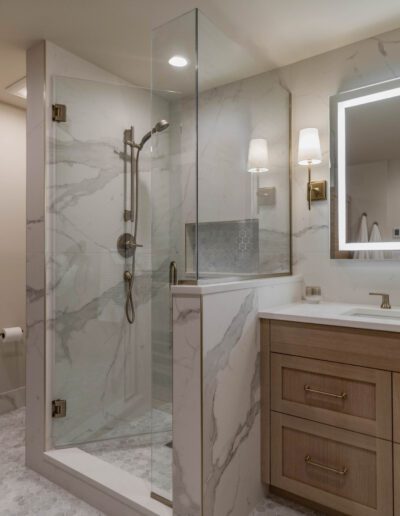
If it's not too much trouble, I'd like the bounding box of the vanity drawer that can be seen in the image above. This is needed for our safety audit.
[270,320,400,372]
[394,444,400,516]
[271,413,393,516]
[271,354,392,439]
[393,373,400,444]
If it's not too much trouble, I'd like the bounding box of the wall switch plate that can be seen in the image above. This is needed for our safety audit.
[257,187,276,206]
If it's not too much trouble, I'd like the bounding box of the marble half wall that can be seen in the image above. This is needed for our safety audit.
[172,276,303,516]
[172,295,202,516]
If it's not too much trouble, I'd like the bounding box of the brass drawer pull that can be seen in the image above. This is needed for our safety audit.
[304,384,347,400]
[305,455,348,476]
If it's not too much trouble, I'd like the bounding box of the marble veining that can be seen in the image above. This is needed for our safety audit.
[46,76,162,446]
[182,279,302,516]
[169,67,291,280]
[202,288,263,516]
[172,296,202,516]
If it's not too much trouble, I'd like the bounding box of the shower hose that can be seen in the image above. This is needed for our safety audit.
[124,267,135,324]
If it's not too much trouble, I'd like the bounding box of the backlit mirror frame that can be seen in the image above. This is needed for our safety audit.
[330,77,400,258]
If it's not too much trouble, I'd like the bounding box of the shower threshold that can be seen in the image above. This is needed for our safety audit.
[44,447,172,516]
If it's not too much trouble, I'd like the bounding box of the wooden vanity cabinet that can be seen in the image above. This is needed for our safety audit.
[394,374,400,516]
[261,319,400,516]
[271,413,392,516]
[271,353,392,439]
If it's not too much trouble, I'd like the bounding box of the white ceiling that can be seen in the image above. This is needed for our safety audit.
[2,0,400,108]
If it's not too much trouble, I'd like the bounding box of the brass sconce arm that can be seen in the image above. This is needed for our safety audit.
[307,166,327,210]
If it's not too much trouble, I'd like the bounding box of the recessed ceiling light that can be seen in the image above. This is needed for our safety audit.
[168,55,188,68]
[6,77,27,99]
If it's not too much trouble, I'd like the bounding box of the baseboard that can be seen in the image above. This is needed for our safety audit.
[0,386,25,415]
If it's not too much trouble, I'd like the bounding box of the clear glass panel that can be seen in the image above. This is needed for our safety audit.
[150,9,198,501]
[51,77,153,449]
[50,7,290,506]
[197,11,291,280]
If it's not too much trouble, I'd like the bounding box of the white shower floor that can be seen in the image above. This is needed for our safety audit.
[76,402,173,499]
[79,431,172,498]
[74,402,172,443]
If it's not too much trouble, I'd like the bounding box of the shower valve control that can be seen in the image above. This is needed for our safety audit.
[117,233,142,258]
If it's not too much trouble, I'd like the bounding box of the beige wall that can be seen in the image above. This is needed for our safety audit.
[0,101,26,414]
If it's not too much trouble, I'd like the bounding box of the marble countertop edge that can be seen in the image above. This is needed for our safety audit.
[258,301,400,333]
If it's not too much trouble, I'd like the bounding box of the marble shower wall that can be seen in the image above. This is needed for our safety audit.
[276,26,400,303]
[169,69,291,279]
[43,42,168,445]
[172,276,303,516]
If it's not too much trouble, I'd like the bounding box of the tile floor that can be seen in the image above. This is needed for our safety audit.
[0,407,323,515]
[80,432,172,497]
[0,408,102,516]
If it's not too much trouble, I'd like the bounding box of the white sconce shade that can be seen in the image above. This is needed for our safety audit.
[247,138,269,173]
[298,128,322,166]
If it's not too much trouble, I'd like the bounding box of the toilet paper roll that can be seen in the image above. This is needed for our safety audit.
[1,327,23,343]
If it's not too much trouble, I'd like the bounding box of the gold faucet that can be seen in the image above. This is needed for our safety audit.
[369,292,391,309]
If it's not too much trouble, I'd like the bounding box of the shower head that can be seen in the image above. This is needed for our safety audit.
[154,119,169,133]
[139,119,169,148]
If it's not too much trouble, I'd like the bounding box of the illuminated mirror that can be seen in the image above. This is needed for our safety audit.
[330,78,400,259]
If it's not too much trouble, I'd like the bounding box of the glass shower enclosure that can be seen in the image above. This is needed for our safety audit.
[151,9,291,285]
[50,7,291,509]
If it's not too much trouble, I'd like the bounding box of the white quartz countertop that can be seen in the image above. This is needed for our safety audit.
[259,302,400,333]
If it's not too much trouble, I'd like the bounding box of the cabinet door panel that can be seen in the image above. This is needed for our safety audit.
[271,353,392,439]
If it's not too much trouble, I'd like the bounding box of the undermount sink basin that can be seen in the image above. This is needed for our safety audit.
[343,308,400,320]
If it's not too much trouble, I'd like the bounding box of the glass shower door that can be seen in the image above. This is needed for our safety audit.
[50,76,152,447]
[150,9,198,503]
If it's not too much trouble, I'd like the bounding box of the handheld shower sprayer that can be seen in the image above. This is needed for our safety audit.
[138,119,169,149]
[118,119,169,324]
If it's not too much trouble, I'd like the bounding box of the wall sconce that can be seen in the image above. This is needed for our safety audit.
[298,128,326,210]
[247,138,269,173]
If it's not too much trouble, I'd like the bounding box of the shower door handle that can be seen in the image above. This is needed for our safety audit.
[169,261,178,286]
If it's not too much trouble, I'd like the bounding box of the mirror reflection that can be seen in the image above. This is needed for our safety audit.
[330,79,400,259]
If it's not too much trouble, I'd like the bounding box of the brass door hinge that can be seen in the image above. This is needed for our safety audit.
[52,104,66,122]
[52,399,67,418]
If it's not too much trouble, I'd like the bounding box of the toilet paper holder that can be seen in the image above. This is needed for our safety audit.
[1,327,24,343]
